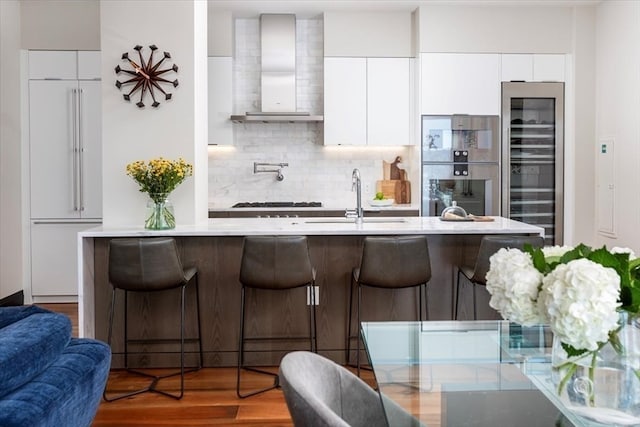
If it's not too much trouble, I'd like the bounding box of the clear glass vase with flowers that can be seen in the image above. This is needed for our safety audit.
[125,157,193,230]
[486,243,640,425]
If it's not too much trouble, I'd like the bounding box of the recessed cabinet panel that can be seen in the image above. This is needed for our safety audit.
[28,51,77,80]
[208,57,233,145]
[367,58,411,146]
[421,53,501,115]
[324,57,367,145]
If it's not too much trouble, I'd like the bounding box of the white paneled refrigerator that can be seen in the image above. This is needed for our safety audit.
[28,51,102,300]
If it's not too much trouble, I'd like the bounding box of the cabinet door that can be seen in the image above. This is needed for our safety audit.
[533,54,565,82]
[501,54,565,82]
[501,54,533,82]
[77,51,101,80]
[29,80,80,219]
[28,51,77,80]
[31,221,100,298]
[367,58,411,146]
[324,57,367,145]
[208,57,233,145]
[78,81,102,219]
[421,53,501,115]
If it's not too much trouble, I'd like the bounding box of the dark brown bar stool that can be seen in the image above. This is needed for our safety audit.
[347,235,432,376]
[454,234,544,320]
[103,237,203,401]
[237,235,317,398]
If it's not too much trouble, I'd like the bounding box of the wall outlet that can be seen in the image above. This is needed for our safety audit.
[307,286,319,305]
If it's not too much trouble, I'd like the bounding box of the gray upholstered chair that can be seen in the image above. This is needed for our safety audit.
[237,235,317,398]
[104,237,203,401]
[347,235,431,375]
[454,234,544,320]
[279,351,425,427]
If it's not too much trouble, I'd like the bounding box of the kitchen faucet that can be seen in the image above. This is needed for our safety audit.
[346,168,364,223]
[254,162,288,181]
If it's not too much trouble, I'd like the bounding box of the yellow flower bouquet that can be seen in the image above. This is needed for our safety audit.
[126,157,193,229]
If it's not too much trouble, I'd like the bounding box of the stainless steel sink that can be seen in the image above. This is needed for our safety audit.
[304,217,407,224]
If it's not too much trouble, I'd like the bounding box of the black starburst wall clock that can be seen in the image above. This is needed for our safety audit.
[115,44,178,108]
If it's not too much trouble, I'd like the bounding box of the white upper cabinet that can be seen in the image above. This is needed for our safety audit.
[324,57,413,146]
[367,58,412,146]
[533,54,565,82]
[324,57,367,146]
[421,53,501,115]
[28,50,101,80]
[501,54,533,81]
[208,57,233,145]
[501,54,565,82]
[77,51,101,80]
[28,51,77,80]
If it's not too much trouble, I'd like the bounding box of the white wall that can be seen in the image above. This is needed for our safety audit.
[594,0,640,252]
[100,0,208,226]
[324,11,414,57]
[20,0,100,50]
[0,0,24,300]
[418,5,574,54]
[569,6,597,246]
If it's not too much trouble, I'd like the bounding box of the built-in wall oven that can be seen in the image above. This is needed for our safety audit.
[421,115,500,217]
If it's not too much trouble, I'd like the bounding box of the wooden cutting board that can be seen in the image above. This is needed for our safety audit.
[376,180,411,204]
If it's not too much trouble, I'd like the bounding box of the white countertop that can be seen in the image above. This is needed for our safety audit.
[79,216,544,238]
[208,204,419,212]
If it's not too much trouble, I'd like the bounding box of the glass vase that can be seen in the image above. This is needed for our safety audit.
[145,194,175,230]
[551,312,640,425]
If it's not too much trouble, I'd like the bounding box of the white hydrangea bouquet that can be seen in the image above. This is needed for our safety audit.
[486,243,640,404]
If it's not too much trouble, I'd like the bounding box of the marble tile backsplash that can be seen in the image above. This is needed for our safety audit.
[208,18,411,209]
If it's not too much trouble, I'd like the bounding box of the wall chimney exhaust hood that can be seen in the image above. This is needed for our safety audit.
[230,14,323,124]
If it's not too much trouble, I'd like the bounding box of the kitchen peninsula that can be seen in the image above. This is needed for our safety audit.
[79,216,542,367]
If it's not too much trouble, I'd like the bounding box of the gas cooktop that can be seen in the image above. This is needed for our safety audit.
[232,202,322,208]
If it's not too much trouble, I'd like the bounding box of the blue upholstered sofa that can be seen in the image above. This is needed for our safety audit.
[0,305,111,427]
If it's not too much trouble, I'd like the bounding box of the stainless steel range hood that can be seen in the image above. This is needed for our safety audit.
[230,14,323,124]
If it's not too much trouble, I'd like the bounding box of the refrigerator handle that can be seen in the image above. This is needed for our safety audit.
[71,88,79,212]
[78,88,85,212]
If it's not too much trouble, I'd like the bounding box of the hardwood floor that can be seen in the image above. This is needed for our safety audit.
[36,303,377,426]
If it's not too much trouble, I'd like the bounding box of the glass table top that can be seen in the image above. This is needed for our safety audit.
[360,321,600,427]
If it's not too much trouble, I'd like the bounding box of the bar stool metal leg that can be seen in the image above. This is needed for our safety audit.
[104,282,202,402]
[236,286,279,398]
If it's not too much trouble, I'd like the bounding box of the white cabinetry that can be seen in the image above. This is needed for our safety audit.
[501,54,565,82]
[30,222,99,297]
[420,53,501,116]
[324,57,412,146]
[324,57,367,145]
[28,50,102,300]
[367,58,411,146]
[208,56,233,145]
